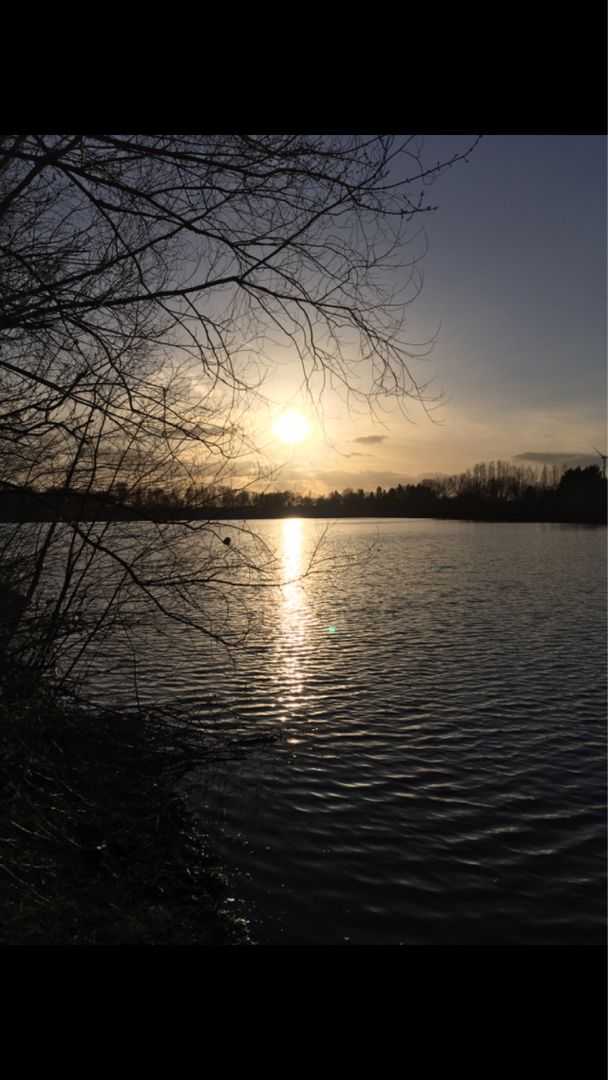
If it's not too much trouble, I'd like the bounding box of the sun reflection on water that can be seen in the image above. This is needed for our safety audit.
[282,518,303,609]
[277,517,308,711]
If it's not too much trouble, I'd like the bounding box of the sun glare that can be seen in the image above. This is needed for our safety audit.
[273,410,310,445]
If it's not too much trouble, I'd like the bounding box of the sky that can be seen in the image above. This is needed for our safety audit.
[247,135,607,494]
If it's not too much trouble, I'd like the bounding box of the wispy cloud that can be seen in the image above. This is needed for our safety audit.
[513,451,598,465]
[352,435,387,445]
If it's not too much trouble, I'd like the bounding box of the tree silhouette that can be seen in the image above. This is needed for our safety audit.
[0,134,480,688]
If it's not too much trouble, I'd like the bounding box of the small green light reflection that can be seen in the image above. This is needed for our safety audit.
[327,624,337,635]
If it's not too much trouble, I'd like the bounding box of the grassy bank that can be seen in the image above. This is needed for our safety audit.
[0,694,254,945]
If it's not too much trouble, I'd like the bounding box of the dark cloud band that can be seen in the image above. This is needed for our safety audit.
[513,452,598,465]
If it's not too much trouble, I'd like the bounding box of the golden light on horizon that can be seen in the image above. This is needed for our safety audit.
[273,410,311,445]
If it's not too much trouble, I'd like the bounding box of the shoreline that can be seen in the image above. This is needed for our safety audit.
[0,695,252,946]
[0,511,605,525]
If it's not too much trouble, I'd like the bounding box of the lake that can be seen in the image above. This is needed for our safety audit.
[89,518,607,945]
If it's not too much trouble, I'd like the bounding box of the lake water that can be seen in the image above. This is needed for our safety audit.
[91,518,607,945]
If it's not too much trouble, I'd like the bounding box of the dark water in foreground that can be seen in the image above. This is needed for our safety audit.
[101,519,607,945]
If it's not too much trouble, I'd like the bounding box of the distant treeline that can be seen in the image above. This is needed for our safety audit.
[0,462,606,524]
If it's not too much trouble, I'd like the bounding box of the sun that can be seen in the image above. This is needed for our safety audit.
[273,410,311,445]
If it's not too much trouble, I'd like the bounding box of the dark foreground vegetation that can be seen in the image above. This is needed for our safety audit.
[2,463,605,525]
[0,650,259,945]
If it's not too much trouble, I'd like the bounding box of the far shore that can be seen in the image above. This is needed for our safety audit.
[0,509,605,525]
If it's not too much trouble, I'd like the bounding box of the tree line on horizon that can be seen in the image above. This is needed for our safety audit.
[1,460,605,524]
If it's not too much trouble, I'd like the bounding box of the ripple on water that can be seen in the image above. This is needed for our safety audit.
[87,518,606,944]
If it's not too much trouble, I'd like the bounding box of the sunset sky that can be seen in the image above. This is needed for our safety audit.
[246,135,606,494]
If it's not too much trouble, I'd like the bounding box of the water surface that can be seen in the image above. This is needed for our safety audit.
[97,518,607,945]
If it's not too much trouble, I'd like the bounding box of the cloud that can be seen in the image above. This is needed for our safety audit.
[513,451,598,465]
[352,435,387,445]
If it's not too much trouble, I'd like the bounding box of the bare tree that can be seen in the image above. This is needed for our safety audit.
[0,134,479,692]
